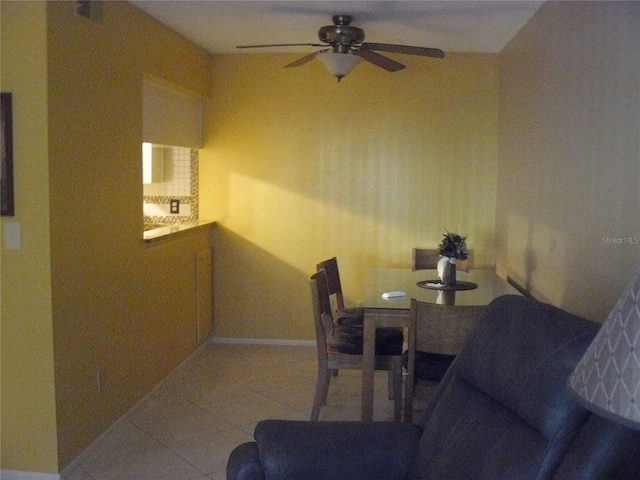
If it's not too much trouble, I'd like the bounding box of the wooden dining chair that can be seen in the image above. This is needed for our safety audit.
[316,257,362,325]
[310,270,404,422]
[412,248,440,271]
[317,257,407,383]
[412,248,470,272]
[404,299,486,421]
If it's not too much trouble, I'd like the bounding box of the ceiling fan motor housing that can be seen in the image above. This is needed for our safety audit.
[319,15,365,52]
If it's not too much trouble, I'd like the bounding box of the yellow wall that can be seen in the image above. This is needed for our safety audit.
[1,0,213,472]
[200,52,499,340]
[47,1,212,468]
[1,1,59,473]
[496,1,640,320]
[7,0,636,474]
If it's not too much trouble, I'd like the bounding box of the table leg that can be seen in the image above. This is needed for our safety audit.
[405,310,416,422]
[362,317,377,422]
[362,310,412,422]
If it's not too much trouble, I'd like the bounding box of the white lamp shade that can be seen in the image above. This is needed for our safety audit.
[317,52,363,80]
[568,266,640,429]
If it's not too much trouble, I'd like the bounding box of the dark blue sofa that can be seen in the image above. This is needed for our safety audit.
[227,295,640,479]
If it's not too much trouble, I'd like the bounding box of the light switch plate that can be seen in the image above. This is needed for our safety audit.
[3,222,21,250]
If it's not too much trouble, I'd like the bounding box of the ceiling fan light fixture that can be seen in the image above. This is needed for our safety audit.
[317,52,363,81]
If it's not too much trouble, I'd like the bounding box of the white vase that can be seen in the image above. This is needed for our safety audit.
[438,256,457,285]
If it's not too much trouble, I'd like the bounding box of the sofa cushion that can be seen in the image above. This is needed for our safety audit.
[409,295,600,479]
[551,413,640,479]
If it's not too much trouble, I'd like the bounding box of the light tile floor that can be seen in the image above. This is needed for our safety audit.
[65,343,437,480]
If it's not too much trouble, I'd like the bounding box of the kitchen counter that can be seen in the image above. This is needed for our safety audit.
[143,221,215,243]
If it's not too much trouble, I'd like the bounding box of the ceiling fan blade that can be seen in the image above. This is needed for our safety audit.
[361,43,445,59]
[237,43,325,49]
[284,49,330,68]
[353,49,405,72]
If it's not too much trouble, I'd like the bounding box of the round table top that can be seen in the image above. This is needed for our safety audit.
[364,268,521,309]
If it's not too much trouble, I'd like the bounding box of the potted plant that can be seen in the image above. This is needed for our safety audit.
[437,232,468,285]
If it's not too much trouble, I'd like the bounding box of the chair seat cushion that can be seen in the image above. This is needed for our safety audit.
[334,307,365,326]
[327,324,403,356]
[402,350,455,382]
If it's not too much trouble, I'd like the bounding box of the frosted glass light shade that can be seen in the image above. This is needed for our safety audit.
[568,266,640,429]
[317,52,363,81]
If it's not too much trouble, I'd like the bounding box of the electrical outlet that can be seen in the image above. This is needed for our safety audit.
[96,368,104,394]
[77,0,92,18]
[76,0,102,20]
[170,199,180,214]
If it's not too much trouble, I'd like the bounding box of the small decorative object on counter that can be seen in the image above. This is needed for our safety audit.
[437,232,468,286]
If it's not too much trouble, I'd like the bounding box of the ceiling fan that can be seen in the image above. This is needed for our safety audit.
[237,14,445,82]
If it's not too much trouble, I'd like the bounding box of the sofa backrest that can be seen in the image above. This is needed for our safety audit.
[409,295,600,480]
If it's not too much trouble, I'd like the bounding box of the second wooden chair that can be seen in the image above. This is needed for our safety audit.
[412,248,470,272]
[404,299,486,421]
[310,270,404,421]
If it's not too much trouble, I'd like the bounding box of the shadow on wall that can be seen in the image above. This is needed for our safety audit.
[504,214,640,321]
[507,235,537,299]
[211,225,315,341]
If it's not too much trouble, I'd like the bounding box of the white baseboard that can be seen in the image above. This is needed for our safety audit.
[210,337,315,347]
[0,470,60,480]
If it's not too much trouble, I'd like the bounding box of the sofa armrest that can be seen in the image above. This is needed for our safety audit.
[227,441,266,480]
[237,420,422,480]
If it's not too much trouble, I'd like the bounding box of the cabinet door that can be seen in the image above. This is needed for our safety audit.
[195,248,213,344]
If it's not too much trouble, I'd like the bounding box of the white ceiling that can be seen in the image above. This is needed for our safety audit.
[131,1,545,55]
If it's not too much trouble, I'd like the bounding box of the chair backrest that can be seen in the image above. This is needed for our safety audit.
[309,270,333,364]
[457,258,470,273]
[409,295,601,479]
[412,300,486,355]
[412,248,440,271]
[316,257,345,312]
[412,248,470,272]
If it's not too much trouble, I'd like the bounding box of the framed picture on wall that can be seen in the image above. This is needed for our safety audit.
[1,92,14,216]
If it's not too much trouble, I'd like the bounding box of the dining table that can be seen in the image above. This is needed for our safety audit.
[361,267,522,422]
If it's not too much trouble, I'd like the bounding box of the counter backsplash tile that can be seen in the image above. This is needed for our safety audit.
[143,149,199,227]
